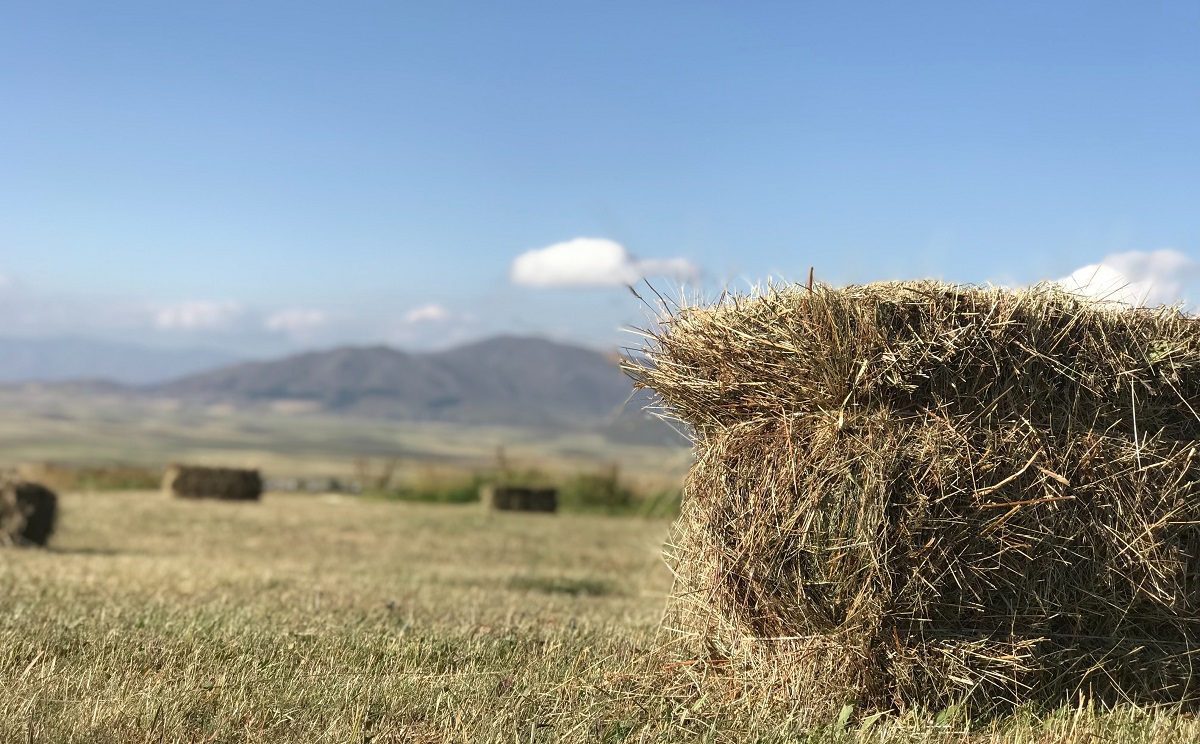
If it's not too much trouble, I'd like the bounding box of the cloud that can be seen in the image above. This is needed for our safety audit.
[386,303,478,349]
[264,308,328,333]
[403,303,450,324]
[154,300,244,330]
[0,273,11,291]
[510,237,700,288]
[1055,249,1200,308]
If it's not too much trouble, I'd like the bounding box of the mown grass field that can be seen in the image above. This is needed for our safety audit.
[4,491,1200,742]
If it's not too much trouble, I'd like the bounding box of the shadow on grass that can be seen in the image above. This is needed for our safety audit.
[47,546,129,556]
[506,575,618,597]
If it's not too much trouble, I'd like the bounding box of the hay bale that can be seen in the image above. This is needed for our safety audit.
[627,280,1200,713]
[0,478,58,547]
[163,464,262,501]
[481,484,558,513]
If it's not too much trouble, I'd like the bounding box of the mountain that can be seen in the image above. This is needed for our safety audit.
[0,336,240,385]
[155,335,648,430]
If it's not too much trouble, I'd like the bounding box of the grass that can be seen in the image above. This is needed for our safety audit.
[3,491,1199,742]
[17,462,163,492]
[363,462,684,515]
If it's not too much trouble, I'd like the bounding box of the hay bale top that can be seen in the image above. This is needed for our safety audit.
[628,280,1200,439]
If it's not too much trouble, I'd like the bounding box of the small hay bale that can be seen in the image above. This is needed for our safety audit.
[163,464,262,501]
[627,280,1200,714]
[480,484,558,513]
[0,478,58,547]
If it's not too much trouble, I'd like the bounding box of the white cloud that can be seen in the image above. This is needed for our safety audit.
[386,304,478,349]
[154,300,244,330]
[510,237,700,288]
[264,308,328,333]
[1055,249,1200,308]
[403,303,450,324]
[0,273,11,291]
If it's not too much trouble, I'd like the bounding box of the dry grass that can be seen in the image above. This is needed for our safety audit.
[2,490,1199,741]
[627,280,1200,715]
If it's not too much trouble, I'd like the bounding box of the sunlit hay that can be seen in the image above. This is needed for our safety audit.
[163,464,263,501]
[0,477,58,547]
[480,484,558,513]
[626,279,1200,715]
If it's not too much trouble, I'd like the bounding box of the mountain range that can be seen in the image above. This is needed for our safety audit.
[1,335,687,444]
[156,336,641,429]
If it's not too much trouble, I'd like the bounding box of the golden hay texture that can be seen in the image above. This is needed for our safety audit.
[480,484,558,513]
[163,464,262,501]
[0,476,58,547]
[626,280,1200,714]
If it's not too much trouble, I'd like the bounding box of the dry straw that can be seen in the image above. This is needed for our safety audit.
[625,280,1200,714]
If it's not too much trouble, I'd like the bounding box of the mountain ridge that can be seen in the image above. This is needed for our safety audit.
[1,334,685,444]
[154,335,658,432]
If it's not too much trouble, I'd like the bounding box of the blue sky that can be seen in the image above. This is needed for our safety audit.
[1,1,1197,355]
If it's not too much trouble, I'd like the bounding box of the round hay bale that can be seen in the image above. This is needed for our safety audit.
[0,478,58,547]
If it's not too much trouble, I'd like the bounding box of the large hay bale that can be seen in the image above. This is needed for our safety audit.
[481,484,558,513]
[163,464,262,501]
[0,478,58,547]
[627,280,1200,713]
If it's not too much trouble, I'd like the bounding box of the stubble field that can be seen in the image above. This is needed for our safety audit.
[3,491,1199,742]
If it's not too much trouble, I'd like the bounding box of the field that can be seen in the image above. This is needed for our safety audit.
[4,491,1200,742]
[0,386,692,489]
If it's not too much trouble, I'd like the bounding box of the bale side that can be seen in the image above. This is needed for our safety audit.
[0,479,58,547]
[483,485,558,513]
[163,464,262,501]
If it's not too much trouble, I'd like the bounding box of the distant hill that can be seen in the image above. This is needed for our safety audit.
[0,336,240,385]
[155,335,654,430]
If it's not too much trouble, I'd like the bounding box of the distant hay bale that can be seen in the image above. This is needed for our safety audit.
[627,280,1200,714]
[481,484,558,513]
[0,478,58,547]
[163,464,262,501]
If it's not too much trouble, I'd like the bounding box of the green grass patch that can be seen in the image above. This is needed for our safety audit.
[361,462,683,517]
[365,474,485,504]
[18,462,163,492]
[505,575,617,597]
